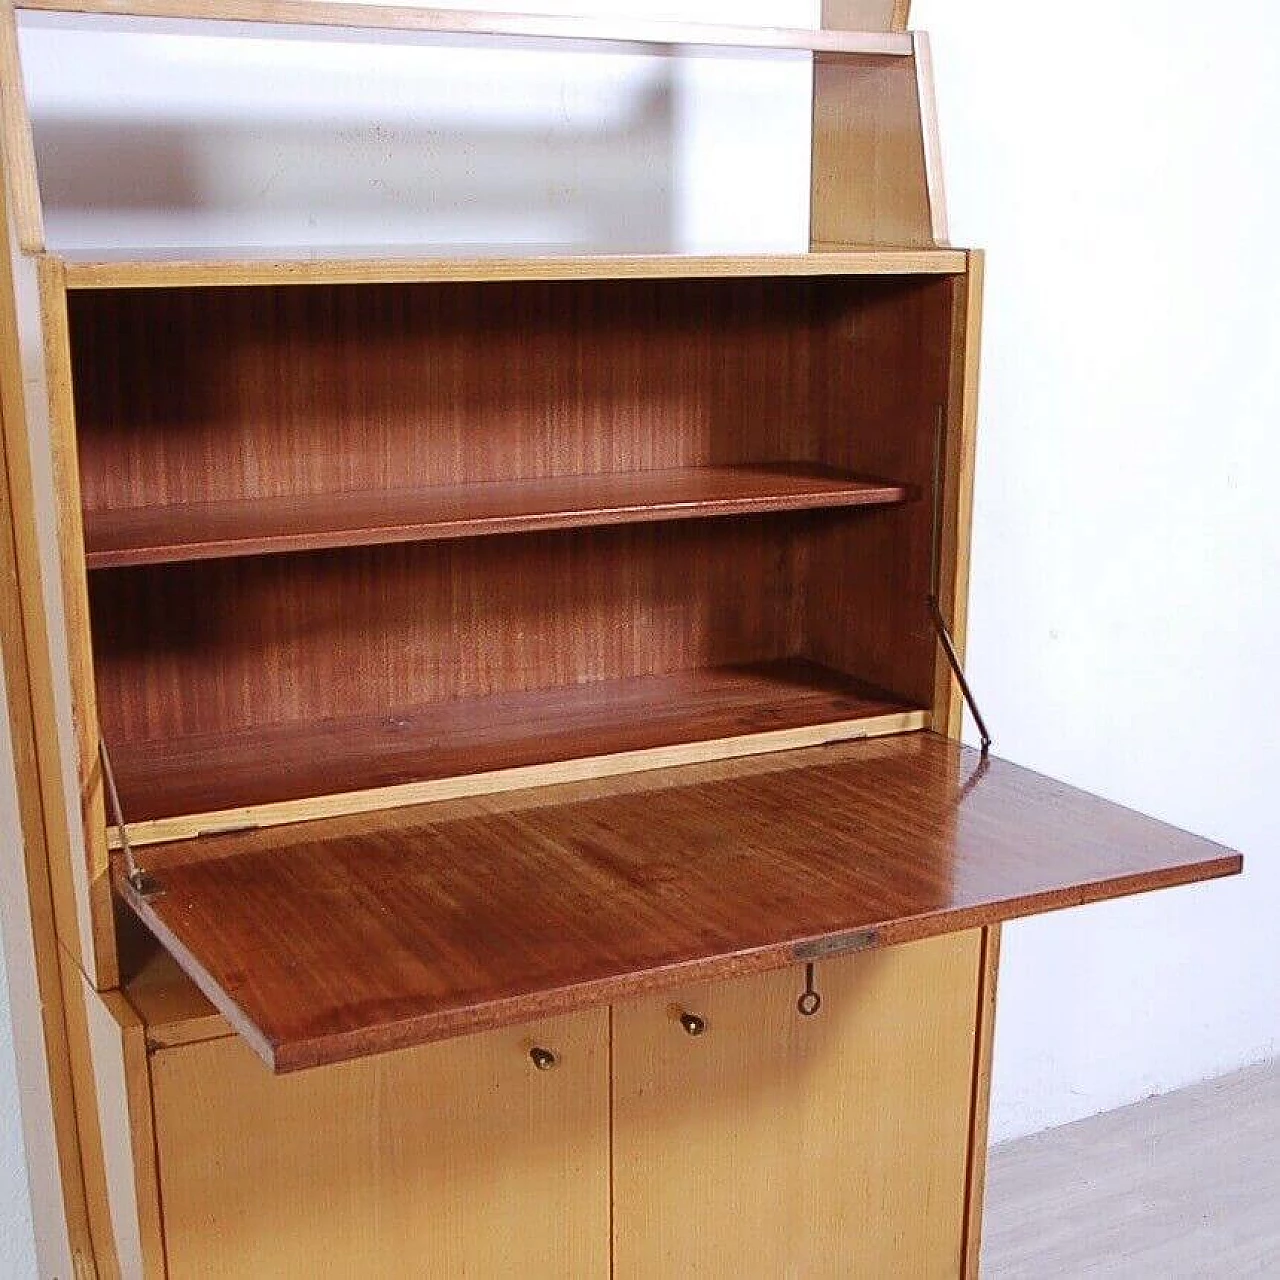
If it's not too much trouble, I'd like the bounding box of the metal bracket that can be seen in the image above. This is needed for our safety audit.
[793,928,878,962]
[929,409,992,755]
[99,738,163,899]
[796,962,822,1017]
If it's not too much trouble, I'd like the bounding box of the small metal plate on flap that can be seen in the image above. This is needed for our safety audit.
[791,929,879,962]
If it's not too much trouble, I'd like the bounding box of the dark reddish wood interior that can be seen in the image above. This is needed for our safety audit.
[69,274,956,819]
[118,733,1242,1072]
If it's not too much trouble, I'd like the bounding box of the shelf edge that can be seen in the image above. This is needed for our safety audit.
[59,250,971,290]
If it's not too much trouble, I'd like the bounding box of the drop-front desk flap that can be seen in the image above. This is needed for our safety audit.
[115,731,1240,1073]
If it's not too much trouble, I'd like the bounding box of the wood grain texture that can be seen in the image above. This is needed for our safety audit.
[962,923,1002,1279]
[915,31,950,244]
[822,0,909,32]
[117,732,1241,1072]
[106,659,919,825]
[0,1,42,251]
[150,1009,610,1279]
[57,946,121,1274]
[0,166,95,1264]
[40,258,118,985]
[89,518,805,745]
[934,251,984,736]
[60,248,969,290]
[614,932,979,1279]
[122,947,226,1050]
[805,273,956,708]
[17,0,913,53]
[110,708,926,850]
[70,276,835,513]
[77,275,953,809]
[79,980,164,1278]
[84,464,909,569]
[811,51,933,248]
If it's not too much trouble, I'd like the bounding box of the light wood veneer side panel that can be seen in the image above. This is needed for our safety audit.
[962,923,1002,1279]
[823,0,910,31]
[613,931,981,1278]
[0,147,93,1269]
[150,1010,610,1278]
[932,251,983,738]
[39,259,117,985]
[57,946,121,1275]
[80,976,166,1279]
[0,1,42,252]
[811,52,934,249]
[914,30,950,244]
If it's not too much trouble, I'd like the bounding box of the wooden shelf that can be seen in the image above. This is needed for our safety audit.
[117,731,1242,1072]
[107,659,926,843]
[57,248,971,290]
[84,464,910,569]
[19,1,913,56]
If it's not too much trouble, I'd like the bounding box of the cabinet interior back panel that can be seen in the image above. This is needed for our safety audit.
[88,518,801,745]
[67,275,953,506]
[69,278,826,508]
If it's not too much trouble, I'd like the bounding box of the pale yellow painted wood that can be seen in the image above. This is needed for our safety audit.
[61,247,968,291]
[0,1,42,252]
[18,0,911,54]
[108,710,929,850]
[151,1009,610,1278]
[962,924,1002,1279]
[932,251,984,738]
[613,932,982,1279]
[37,256,117,986]
[915,31,950,244]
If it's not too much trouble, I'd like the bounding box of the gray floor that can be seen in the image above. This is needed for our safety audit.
[982,1059,1280,1279]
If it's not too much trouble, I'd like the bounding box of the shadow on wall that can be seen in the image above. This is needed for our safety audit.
[31,75,677,252]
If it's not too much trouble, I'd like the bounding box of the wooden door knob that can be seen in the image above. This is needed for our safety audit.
[529,1046,558,1071]
[679,1011,706,1037]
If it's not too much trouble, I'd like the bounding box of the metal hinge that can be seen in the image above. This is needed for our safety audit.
[99,738,163,898]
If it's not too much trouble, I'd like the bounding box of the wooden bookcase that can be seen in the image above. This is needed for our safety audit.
[0,3,1241,1276]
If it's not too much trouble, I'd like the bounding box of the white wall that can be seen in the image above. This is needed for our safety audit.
[918,0,1280,1141]
[0,0,1277,1267]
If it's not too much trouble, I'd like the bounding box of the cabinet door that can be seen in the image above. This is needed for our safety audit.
[150,1009,609,1278]
[613,932,982,1280]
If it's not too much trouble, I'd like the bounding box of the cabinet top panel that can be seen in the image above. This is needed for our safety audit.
[54,248,970,290]
[118,731,1240,1073]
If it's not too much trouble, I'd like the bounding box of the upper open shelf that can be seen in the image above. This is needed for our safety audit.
[84,463,909,569]
[56,249,970,290]
[19,1,912,54]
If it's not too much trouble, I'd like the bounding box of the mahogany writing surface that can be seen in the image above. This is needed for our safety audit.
[117,732,1241,1073]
